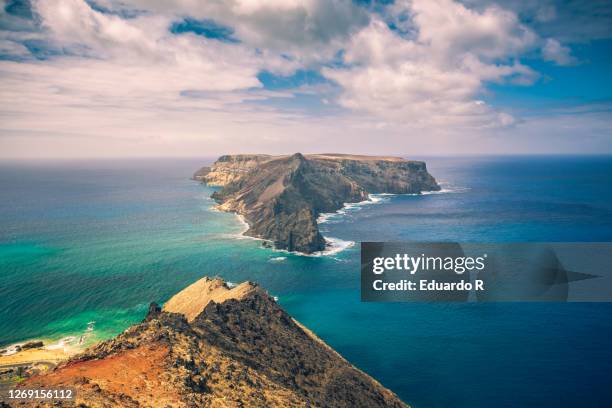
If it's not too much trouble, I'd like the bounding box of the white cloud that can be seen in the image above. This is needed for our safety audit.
[410,0,536,61]
[31,0,281,82]
[323,0,538,127]
[0,0,608,158]
[117,0,369,63]
[0,0,293,158]
[0,38,29,57]
[542,38,576,66]
[0,0,297,127]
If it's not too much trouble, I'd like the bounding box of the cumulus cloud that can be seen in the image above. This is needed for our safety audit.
[0,0,292,158]
[323,0,538,127]
[542,38,576,66]
[463,0,612,43]
[0,0,608,158]
[30,0,284,85]
[1,0,293,134]
[410,0,536,60]
[117,0,369,62]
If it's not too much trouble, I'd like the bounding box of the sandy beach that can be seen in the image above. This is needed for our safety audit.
[0,347,73,367]
[0,340,80,390]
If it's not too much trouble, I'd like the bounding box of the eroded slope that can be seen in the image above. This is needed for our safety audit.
[11,277,408,408]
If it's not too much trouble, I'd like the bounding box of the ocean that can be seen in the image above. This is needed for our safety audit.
[1,156,611,407]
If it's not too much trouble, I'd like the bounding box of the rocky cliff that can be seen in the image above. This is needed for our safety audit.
[12,277,408,408]
[193,155,272,186]
[196,153,440,253]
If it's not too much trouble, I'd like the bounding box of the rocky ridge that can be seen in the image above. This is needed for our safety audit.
[195,153,440,253]
[11,277,408,408]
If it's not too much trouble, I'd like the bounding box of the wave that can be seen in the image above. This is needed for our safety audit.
[318,195,391,224]
[223,186,464,257]
[317,186,468,224]
[311,186,467,256]
[317,237,355,256]
[266,236,354,258]
[390,188,463,196]
[3,320,99,356]
[218,214,267,242]
[221,212,354,258]
[422,186,470,195]
[235,214,250,234]
[1,344,24,356]
[10,318,99,355]
[376,185,469,197]
[46,336,77,350]
[86,321,95,332]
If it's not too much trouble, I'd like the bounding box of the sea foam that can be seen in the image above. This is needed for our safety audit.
[317,236,355,256]
[317,194,391,224]
[225,187,465,257]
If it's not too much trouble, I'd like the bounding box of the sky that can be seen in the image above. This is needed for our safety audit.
[0,0,611,158]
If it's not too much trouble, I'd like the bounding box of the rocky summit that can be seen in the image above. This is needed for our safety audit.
[194,153,440,253]
[10,277,408,408]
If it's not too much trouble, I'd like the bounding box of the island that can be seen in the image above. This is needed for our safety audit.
[14,277,408,407]
[194,153,440,253]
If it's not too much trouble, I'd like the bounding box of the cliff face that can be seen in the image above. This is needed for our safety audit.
[194,155,272,186]
[197,153,440,253]
[16,277,408,408]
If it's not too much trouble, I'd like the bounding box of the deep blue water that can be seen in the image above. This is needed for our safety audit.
[1,156,611,407]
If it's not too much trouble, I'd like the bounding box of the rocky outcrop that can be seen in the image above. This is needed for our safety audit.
[197,153,440,253]
[193,154,272,186]
[21,341,44,350]
[15,277,408,408]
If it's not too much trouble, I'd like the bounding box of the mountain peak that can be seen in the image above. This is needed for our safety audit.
[290,152,306,161]
[17,277,408,407]
[163,276,260,322]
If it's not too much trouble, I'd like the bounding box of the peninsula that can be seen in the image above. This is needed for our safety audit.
[13,277,408,407]
[194,153,440,253]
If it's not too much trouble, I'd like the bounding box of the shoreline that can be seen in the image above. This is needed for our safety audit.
[234,212,355,258]
[200,154,441,256]
[1,337,82,365]
[0,340,78,389]
[212,184,462,257]
[0,329,96,366]
[0,346,73,367]
[317,185,465,225]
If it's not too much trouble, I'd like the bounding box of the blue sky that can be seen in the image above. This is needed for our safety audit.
[0,0,611,158]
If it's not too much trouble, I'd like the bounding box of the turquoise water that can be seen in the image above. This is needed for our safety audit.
[1,156,612,407]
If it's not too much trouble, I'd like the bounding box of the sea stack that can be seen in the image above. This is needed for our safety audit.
[15,277,408,407]
[194,153,440,253]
